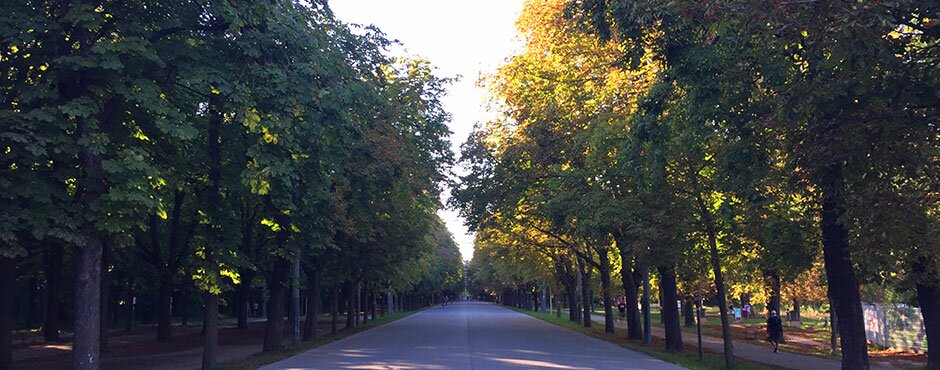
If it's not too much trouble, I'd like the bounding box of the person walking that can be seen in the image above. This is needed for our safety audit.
[767,310,784,353]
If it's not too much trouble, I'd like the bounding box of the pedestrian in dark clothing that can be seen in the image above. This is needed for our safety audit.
[767,310,784,353]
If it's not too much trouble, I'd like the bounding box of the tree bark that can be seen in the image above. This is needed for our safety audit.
[74,115,107,369]
[579,259,592,328]
[369,285,376,320]
[302,265,320,341]
[0,257,14,370]
[566,286,578,323]
[345,282,356,329]
[619,250,642,340]
[829,296,839,356]
[43,244,64,342]
[765,270,781,315]
[157,272,173,342]
[236,269,255,330]
[598,247,615,333]
[200,292,218,370]
[100,245,110,352]
[361,281,369,325]
[641,267,652,344]
[262,257,290,351]
[27,278,38,329]
[289,257,300,346]
[158,188,186,341]
[792,299,801,321]
[123,281,133,331]
[68,25,108,370]
[913,257,939,370]
[179,280,189,327]
[330,288,339,335]
[684,297,695,327]
[73,230,103,370]
[698,194,735,368]
[819,163,869,370]
[657,264,683,353]
[261,193,292,351]
[201,94,224,370]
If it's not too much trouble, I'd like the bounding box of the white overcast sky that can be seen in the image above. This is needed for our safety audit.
[330,0,525,261]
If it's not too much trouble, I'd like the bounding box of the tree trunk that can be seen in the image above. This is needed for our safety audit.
[157,273,173,342]
[0,257,14,370]
[73,230,103,370]
[302,265,320,341]
[657,264,683,353]
[159,188,186,340]
[179,280,189,327]
[620,251,642,340]
[262,194,292,351]
[829,297,839,356]
[345,283,356,329]
[330,288,339,335]
[43,244,63,342]
[579,259,592,328]
[201,94,224,370]
[566,286,578,323]
[598,247,615,333]
[659,288,665,325]
[641,266,652,344]
[150,211,172,342]
[262,257,290,352]
[67,25,109,369]
[74,116,106,370]
[765,270,781,315]
[361,281,368,326]
[289,257,300,346]
[100,245,110,353]
[123,281,133,331]
[913,257,939,370]
[369,286,376,320]
[236,270,255,330]
[792,299,801,321]
[684,297,695,327]
[820,163,869,370]
[27,278,38,329]
[698,194,735,368]
[200,292,218,370]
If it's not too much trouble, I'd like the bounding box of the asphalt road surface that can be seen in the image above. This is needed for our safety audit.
[260,301,685,370]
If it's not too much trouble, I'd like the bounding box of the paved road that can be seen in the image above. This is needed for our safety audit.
[261,301,684,370]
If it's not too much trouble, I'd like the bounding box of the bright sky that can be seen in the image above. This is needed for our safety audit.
[330,0,524,261]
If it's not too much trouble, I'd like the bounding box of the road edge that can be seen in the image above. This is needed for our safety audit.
[216,309,425,370]
[509,307,782,370]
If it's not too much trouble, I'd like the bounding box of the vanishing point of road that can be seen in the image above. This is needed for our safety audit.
[261,301,684,370]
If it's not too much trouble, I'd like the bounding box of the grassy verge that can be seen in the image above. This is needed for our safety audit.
[217,309,421,370]
[513,308,781,370]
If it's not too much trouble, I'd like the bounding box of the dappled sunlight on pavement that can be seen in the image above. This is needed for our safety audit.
[490,357,592,369]
[261,302,685,370]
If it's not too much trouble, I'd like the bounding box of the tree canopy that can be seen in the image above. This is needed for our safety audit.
[455,1,940,369]
[1,2,461,370]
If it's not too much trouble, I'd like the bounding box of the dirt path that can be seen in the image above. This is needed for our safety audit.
[588,313,903,370]
[12,319,324,370]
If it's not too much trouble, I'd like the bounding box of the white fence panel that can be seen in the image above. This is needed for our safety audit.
[862,303,928,352]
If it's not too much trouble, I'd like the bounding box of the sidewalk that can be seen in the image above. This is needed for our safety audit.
[587,313,895,370]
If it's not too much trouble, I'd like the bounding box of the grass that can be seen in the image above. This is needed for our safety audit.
[216,309,421,370]
[515,308,782,370]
